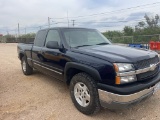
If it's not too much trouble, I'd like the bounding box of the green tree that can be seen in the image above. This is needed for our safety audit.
[4,34,15,38]
[123,26,134,36]
[138,21,145,27]
[103,30,123,38]
[20,33,36,38]
[102,13,160,43]
[144,14,159,28]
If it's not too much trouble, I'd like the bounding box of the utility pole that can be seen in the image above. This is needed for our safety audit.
[71,20,75,27]
[67,10,69,27]
[18,23,20,37]
[48,17,50,28]
[15,30,17,38]
[132,36,133,43]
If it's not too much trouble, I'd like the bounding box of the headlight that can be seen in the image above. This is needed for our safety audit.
[116,75,137,84]
[114,63,137,84]
[114,63,134,72]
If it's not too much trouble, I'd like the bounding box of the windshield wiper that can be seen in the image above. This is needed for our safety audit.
[74,42,109,48]
[96,42,109,45]
[75,45,92,48]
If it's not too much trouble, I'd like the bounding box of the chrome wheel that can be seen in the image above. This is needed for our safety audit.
[22,60,26,72]
[74,82,90,107]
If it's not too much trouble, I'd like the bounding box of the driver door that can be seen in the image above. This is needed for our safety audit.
[41,29,64,80]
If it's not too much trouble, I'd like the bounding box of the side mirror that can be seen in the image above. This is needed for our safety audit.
[46,41,60,49]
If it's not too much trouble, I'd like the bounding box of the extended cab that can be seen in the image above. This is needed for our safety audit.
[17,27,160,115]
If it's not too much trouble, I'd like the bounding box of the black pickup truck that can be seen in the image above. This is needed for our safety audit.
[17,27,160,115]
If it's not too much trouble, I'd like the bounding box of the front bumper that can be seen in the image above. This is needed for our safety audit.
[98,83,158,109]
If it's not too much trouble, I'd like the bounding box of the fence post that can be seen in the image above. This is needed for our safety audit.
[123,36,124,43]
[0,36,2,43]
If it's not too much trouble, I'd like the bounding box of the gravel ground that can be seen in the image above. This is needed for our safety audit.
[0,43,160,120]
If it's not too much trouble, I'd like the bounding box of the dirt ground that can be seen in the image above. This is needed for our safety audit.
[0,43,160,120]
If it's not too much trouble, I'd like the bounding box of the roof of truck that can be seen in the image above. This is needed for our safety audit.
[40,27,96,31]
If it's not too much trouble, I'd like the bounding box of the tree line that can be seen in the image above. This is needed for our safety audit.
[103,14,160,43]
[4,33,36,39]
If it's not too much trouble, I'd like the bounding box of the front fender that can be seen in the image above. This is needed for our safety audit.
[64,62,101,82]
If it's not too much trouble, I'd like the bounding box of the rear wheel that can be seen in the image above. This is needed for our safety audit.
[21,57,33,75]
[70,73,101,115]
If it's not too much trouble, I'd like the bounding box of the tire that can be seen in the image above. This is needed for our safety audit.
[70,72,101,115]
[21,57,33,75]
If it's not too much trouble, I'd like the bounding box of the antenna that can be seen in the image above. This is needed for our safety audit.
[48,17,50,28]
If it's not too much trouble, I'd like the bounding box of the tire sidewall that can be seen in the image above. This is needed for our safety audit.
[21,57,27,75]
[21,57,33,75]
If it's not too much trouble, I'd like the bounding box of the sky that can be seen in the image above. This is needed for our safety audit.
[0,0,160,35]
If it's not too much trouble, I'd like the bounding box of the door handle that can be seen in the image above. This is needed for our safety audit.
[38,51,44,54]
[41,51,45,55]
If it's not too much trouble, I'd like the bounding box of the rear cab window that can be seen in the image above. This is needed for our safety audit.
[34,30,47,47]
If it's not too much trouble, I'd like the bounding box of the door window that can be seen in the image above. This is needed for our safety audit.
[45,30,61,46]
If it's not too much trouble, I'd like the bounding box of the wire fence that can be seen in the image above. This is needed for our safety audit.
[106,34,160,44]
[0,34,160,44]
[0,37,34,43]
[0,36,6,43]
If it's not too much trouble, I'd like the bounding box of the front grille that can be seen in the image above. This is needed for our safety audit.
[137,66,159,81]
[135,56,159,81]
[136,56,159,69]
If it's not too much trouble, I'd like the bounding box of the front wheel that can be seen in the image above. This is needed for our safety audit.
[21,57,33,75]
[70,73,101,115]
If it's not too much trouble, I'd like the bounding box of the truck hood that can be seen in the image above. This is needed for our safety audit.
[71,45,158,63]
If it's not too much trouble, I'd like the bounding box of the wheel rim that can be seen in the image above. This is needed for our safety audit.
[74,82,90,107]
[22,60,26,72]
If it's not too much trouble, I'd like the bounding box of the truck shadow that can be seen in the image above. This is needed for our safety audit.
[31,70,160,120]
[32,70,69,94]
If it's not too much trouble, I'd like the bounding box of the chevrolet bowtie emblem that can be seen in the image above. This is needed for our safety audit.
[150,64,156,71]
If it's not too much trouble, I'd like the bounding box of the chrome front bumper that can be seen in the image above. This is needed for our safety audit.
[98,84,158,109]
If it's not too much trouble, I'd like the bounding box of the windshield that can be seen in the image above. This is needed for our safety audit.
[62,28,111,48]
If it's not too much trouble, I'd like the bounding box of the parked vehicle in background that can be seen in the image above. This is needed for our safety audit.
[17,27,160,115]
